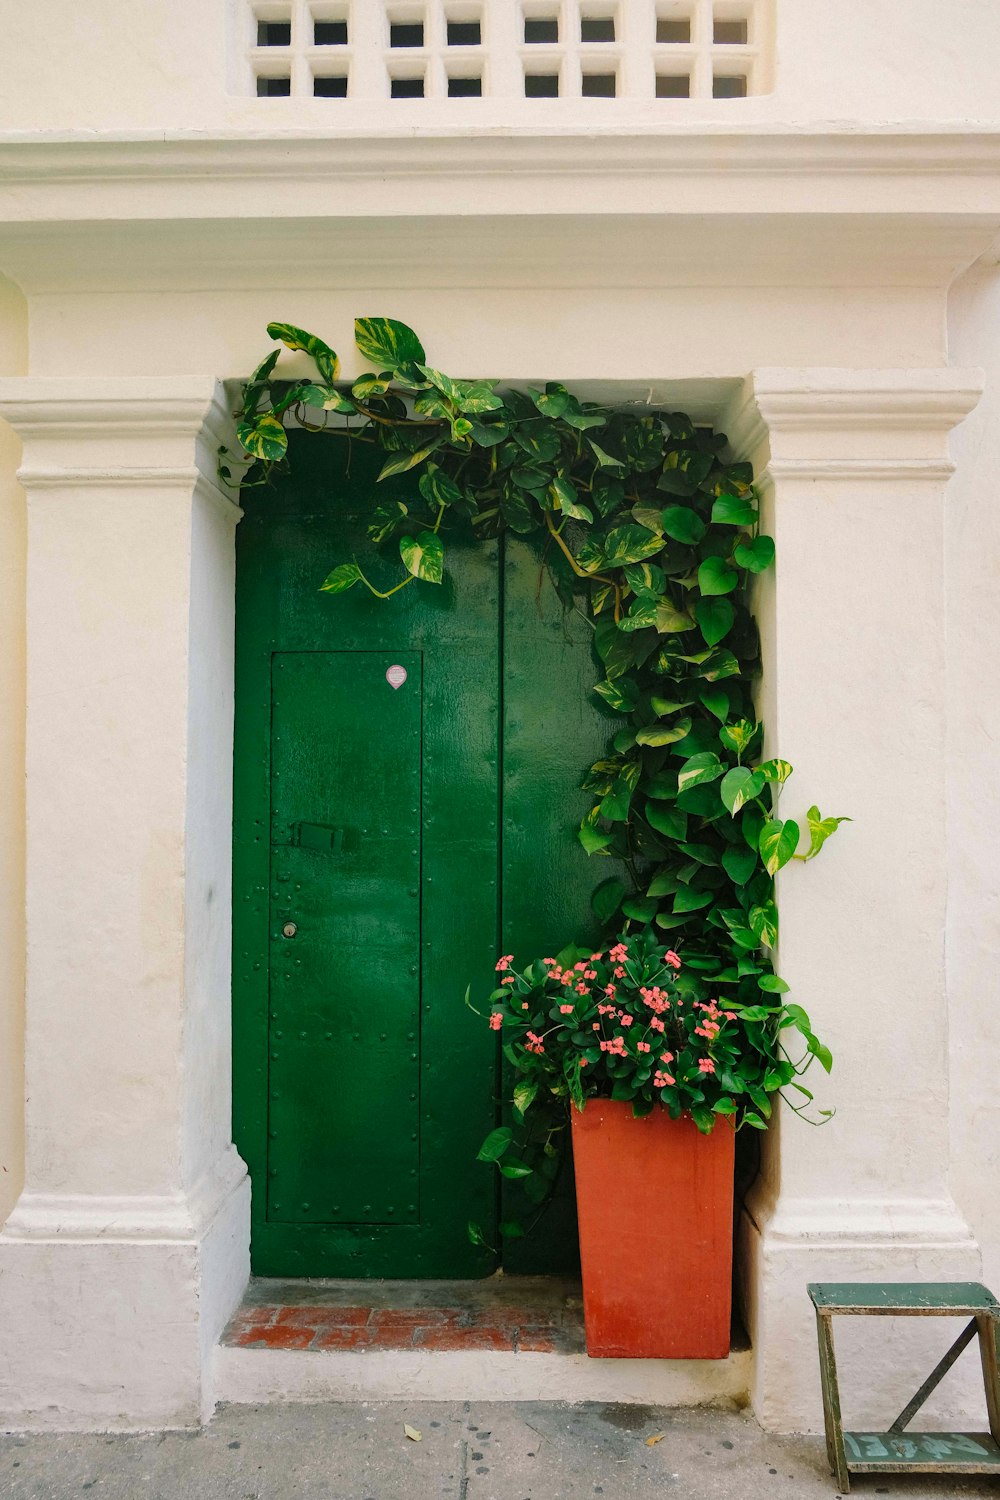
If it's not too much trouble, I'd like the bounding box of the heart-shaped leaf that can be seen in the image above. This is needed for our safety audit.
[698,556,739,596]
[319,562,361,596]
[711,492,757,526]
[660,505,706,545]
[720,766,765,815]
[734,535,776,573]
[695,597,735,645]
[355,316,426,369]
[758,818,800,875]
[399,529,444,584]
[677,752,725,794]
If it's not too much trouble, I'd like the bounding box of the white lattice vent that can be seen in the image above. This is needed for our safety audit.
[240,0,773,102]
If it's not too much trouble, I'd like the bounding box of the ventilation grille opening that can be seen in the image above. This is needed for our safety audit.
[244,0,771,101]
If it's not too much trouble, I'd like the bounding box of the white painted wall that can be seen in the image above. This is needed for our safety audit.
[946,251,1000,1303]
[1,0,999,130]
[0,274,27,1230]
[0,0,999,1435]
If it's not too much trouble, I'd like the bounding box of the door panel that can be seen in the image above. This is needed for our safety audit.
[234,434,500,1278]
[268,651,422,1226]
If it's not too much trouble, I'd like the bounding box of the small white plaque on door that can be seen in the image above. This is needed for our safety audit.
[386,664,408,690]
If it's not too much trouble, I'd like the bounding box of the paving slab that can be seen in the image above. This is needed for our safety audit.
[4,1401,1000,1499]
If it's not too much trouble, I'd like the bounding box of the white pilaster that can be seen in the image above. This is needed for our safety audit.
[0,378,250,1430]
[724,368,986,1432]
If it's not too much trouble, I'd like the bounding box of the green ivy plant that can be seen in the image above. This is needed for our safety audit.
[230,316,847,1236]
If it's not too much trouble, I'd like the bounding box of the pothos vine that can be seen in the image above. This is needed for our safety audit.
[226,316,846,1238]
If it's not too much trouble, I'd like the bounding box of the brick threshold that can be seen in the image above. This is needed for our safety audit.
[221,1275,587,1355]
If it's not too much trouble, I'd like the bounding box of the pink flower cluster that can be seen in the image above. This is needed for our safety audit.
[525,1031,545,1056]
[488,1011,503,1031]
[653,1049,676,1088]
[640,985,671,1015]
[542,955,599,998]
[599,1035,628,1057]
[692,998,737,1042]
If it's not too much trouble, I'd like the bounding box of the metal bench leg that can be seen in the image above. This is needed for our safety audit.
[815,1308,850,1493]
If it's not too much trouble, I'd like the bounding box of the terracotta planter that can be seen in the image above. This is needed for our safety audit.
[570,1099,735,1359]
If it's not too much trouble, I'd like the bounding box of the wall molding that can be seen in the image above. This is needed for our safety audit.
[0,1145,248,1246]
[722,367,985,479]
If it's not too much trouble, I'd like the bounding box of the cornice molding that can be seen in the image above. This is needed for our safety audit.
[0,378,240,506]
[722,368,984,479]
[1,131,1000,245]
[2,128,1000,185]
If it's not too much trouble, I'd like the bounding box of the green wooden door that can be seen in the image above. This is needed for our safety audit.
[234,433,614,1277]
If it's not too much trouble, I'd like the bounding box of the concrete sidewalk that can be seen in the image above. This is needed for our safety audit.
[3,1402,1000,1500]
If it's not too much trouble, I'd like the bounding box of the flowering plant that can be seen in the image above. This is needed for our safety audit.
[474,931,831,1201]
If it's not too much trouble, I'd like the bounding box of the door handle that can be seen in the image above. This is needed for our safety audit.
[295,821,346,853]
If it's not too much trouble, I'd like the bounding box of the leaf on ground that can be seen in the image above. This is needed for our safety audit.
[645,1432,665,1446]
[403,1423,423,1442]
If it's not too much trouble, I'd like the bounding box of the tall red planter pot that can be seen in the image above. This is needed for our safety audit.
[570,1099,735,1359]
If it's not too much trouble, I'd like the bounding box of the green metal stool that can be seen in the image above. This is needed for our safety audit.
[808,1282,1000,1492]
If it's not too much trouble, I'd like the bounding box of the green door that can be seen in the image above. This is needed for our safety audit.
[234,433,614,1277]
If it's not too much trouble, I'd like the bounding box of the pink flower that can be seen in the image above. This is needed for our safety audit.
[698,1058,716,1074]
[521,1002,529,1010]
[561,973,574,987]
[604,984,617,998]
[559,1003,575,1014]
[649,1017,665,1033]
[665,950,682,970]
[576,983,589,996]
[590,952,604,962]
[501,975,516,985]
[620,1013,634,1028]
[660,1051,675,1065]
[488,1012,503,1030]
[542,957,558,966]
[584,969,597,980]
[637,1041,651,1053]
[495,954,514,972]
[579,1058,588,1067]
[614,966,626,979]
[654,1070,675,1088]
[525,1031,545,1056]
[592,1022,601,1030]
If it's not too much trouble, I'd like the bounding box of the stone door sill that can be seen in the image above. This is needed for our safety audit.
[212,1276,751,1408]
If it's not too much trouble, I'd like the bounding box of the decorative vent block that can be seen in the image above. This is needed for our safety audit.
[241,0,772,101]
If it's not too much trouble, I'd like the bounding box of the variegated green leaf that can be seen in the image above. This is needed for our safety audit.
[758,819,800,876]
[355,316,426,369]
[236,413,288,461]
[399,529,444,584]
[266,322,339,382]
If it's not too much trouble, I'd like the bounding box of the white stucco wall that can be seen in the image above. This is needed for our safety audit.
[1,0,999,130]
[1,0,1000,1437]
[946,251,1000,1303]
[0,274,27,1229]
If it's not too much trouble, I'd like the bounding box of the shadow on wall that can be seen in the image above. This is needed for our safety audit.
[0,269,28,1227]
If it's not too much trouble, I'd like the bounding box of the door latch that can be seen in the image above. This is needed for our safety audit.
[282,922,297,938]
